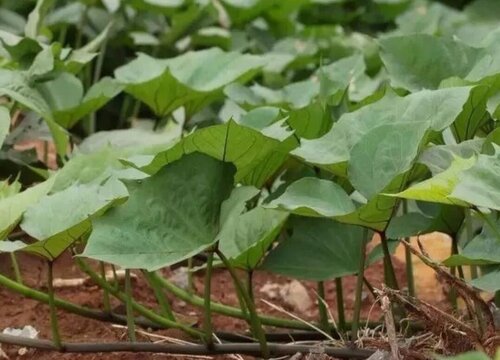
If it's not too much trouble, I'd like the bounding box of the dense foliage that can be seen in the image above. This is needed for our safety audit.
[0,0,500,358]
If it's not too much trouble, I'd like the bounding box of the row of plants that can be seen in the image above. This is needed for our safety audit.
[0,0,500,358]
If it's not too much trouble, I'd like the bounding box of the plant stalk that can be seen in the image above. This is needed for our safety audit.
[99,262,111,313]
[216,249,269,358]
[247,270,254,303]
[143,271,176,321]
[10,253,23,285]
[351,228,368,339]
[76,259,203,338]
[335,278,346,331]
[317,281,329,332]
[124,269,136,342]
[465,210,486,334]
[402,201,415,297]
[187,257,195,293]
[203,250,215,348]
[47,262,62,349]
[380,232,399,290]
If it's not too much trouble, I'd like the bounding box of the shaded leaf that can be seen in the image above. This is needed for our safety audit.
[82,153,235,271]
[261,217,365,281]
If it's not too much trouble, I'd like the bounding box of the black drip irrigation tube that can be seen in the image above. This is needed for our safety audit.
[0,334,375,359]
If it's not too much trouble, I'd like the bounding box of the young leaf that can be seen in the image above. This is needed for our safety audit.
[25,0,56,39]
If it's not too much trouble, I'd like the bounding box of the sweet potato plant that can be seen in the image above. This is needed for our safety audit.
[0,0,499,359]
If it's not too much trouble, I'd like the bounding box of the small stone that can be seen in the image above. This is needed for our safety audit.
[169,267,190,290]
[259,282,281,299]
[279,280,313,314]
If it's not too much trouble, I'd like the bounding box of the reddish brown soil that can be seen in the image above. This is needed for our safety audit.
[0,250,423,360]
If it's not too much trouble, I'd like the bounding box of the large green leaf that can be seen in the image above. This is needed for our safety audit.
[114,48,264,117]
[348,121,429,199]
[0,176,55,239]
[380,33,500,92]
[293,87,473,175]
[379,34,481,91]
[261,217,365,281]
[19,178,128,260]
[82,153,235,271]
[123,120,296,187]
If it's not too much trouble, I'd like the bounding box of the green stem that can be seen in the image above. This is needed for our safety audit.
[58,25,67,45]
[380,232,399,290]
[43,141,49,166]
[118,96,132,128]
[154,272,312,330]
[466,210,478,280]
[9,253,23,285]
[74,7,88,49]
[402,201,415,297]
[143,271,176,321]
[247,270,254,303]
[187,258,194,293]
[76,259,203,338]
[465,210,486,334]
[335,278,346,331]
[216,250,269,359]
[47,262,62,349]
[99,262,111,313]
[124,270,136,342]
[203,251,215,348]
[111,265,119,289]
[317,281,329,332]
[495,291,500,308]
[351,229,368,339]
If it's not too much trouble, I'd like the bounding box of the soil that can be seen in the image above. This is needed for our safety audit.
[0,239,448,360]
